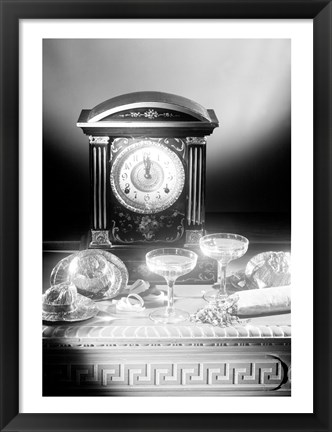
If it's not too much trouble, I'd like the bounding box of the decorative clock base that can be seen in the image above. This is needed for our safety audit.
[184,229,204,247]
[89,230,112,248]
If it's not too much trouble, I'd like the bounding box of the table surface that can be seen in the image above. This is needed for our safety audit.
[43,240,291,344]
[43,284,290,342]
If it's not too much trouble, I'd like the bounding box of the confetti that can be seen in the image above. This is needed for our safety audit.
[190,298,247,327]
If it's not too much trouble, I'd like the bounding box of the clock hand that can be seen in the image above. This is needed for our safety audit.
[143,153,152,179]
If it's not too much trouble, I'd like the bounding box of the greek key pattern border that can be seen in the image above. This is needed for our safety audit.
[45,360,287,389]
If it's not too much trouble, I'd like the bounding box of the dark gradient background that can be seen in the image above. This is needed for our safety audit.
[43,39,291,241]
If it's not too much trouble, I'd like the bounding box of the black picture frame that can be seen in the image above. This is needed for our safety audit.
[0,1,331,431]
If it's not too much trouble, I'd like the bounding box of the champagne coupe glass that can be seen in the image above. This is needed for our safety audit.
[200,233,249,303]
[146,248,198,324]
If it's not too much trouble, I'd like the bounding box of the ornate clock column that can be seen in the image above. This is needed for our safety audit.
[185,136,207,246]
[89,135,112,247]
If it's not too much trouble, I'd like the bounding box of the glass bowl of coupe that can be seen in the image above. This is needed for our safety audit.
[146,248,197,324]
[200,233,249,303]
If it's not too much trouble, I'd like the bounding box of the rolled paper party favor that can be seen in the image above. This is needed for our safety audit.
[227,285,291,316]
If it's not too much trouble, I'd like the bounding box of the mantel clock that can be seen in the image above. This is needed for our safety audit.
[77,92,218,280]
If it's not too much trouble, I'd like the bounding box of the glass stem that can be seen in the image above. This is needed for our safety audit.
[218,261,228,298]
[166,279,175,315]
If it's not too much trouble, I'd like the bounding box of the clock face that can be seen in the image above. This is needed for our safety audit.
[110,140,185,214]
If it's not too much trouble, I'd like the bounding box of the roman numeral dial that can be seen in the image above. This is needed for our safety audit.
[110,140,185,214]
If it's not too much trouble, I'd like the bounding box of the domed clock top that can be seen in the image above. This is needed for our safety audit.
[77,91,218,137]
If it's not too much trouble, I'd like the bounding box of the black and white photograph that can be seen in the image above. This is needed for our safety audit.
[42,37,292,397]
[4,0,332,428]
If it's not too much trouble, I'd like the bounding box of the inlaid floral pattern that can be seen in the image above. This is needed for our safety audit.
[143,109,159,119]
[111,208,185,243]
[118,110,179,119]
